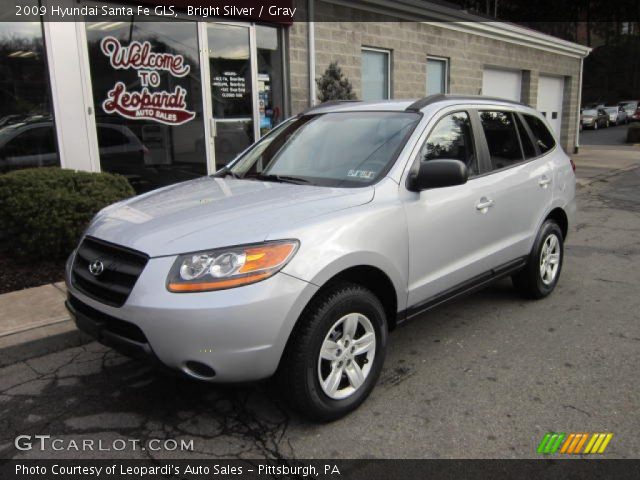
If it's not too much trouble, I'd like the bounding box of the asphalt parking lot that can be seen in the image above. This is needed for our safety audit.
[580,122,633,146]
[1,148,639,460]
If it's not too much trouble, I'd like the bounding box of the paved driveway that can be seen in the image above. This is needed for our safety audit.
[1,150,639,460]
[580,123,631,146]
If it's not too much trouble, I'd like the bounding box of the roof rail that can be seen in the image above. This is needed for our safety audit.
[405,94,525,112]
[301,99,362,115]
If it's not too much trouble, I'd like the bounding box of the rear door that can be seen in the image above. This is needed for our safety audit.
[471,109,554,265]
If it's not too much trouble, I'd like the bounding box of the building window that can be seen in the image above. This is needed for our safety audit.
[0,22,59,173]
[361,48,390,101]
[426,57,448,96]
[85,18,206,194]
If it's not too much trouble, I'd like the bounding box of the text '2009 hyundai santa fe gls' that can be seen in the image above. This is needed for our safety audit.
[66,94,576,421]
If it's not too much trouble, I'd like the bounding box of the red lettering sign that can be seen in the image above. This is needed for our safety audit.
[100,37,195,126]
[103,82,196,126]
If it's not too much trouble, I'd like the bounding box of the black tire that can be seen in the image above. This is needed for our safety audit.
[277,282,388,421]
[512,219,564,299]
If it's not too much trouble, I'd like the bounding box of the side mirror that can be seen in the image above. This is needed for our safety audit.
[408,159,468,192]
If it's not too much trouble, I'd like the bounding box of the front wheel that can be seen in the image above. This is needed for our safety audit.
[512,219,564,299]
[277,283,387,421]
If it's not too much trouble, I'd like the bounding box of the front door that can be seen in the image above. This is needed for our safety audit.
[205,23,256,171]
[404,110,498,308]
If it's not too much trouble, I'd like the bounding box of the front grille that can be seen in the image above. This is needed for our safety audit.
[68,294,148,343]
[72,236,148,307]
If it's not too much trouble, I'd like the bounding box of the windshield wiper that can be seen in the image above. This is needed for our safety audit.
[256,174,310,184]
[216,167,242,179]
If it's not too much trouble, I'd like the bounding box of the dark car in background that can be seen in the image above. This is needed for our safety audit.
[619,100,640,122]
[0,121,149,173]
[581,108,609,129]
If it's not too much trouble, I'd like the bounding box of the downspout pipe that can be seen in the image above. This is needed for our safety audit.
[575,56,584,154]
[308,0,316,106]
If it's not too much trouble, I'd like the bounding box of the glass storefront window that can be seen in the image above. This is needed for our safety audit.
[256,25,285,136]
[0,21,59,173]
[207,23,253,169]
[85,19,206,193]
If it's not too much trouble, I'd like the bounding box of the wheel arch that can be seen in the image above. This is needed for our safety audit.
[545,207,569,240]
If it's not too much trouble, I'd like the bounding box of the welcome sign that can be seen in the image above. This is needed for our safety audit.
[100,36,196,126]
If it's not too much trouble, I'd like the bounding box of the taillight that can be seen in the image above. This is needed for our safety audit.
[570,158,576,172]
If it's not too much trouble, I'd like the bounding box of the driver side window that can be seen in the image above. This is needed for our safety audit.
[417,111,478,175]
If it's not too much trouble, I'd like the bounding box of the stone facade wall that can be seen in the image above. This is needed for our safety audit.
[286,2,583,152]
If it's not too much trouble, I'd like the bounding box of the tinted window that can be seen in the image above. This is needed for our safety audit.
[514,115,536,159]
[478,111,523,170]
[229,111,420,187]
[523,114,556,154]
[418,111,477,175]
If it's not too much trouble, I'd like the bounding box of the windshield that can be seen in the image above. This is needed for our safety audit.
[582,109,597,116]
[224,111,421,187]
[605,107,616,114]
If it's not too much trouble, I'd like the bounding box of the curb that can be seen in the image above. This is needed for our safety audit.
[0,319,92,368]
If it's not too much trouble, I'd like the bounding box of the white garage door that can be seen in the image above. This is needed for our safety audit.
[537,75,564,137]
[482,68,522,102]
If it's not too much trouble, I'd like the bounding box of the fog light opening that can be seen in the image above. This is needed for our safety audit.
[184,361,216,379]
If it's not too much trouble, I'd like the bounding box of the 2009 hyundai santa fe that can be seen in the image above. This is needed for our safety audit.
[66,94,576,421]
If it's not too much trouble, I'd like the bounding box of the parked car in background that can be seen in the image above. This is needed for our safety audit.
[0,121,149,173]
[604,106,628,125]
[581,108,609,129]
[618,100,640,121]
[66,95,576,420]
[583,102,605,110]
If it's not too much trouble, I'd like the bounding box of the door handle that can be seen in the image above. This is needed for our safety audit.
[538,175,551,188]
[475,197,494,212]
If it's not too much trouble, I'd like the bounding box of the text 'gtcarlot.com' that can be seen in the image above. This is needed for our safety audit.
[14,434,193,452]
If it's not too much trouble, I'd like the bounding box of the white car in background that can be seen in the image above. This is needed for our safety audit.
[604,106,628,125]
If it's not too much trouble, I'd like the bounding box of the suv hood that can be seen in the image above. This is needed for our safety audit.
[85,176,374,257]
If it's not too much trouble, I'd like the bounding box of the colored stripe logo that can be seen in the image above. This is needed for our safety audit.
[537,433,613,454]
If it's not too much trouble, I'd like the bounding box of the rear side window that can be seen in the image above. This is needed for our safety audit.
[478,111,523,170]
[514,115,536,159]
[417,111,478,175]
[523,114,556,154]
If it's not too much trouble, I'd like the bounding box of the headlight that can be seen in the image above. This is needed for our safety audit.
[167,240,299,292]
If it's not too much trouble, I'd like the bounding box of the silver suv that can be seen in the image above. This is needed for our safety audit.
[66,95,576,421]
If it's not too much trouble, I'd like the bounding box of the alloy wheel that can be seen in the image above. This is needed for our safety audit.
[317,313,376,400]
[540,233,561,285]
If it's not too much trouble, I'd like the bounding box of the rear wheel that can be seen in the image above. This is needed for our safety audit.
[512,219,564,299]
[277,283,387,421]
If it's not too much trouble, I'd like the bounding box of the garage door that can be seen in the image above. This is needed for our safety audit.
[536,75,564,137]
[482,68,522,102]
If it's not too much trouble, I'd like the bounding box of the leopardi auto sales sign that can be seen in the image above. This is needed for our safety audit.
[100,36,196,125]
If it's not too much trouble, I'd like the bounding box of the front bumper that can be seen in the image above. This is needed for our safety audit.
[65,252,318,382]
